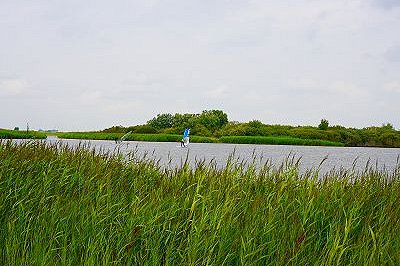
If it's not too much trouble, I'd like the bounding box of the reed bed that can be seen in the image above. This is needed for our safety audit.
[58,132,217,143]
[0,140,399,265]
[0,129,46,139]
[58,132,343,147]
[57,132,123,141]
[220,136,344,147]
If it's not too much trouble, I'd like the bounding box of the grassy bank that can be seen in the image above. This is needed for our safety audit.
[58,132,218,143]
[0,140,399,265]
[220,135,344,146]
[57,132,123,141]
[58,132,343,146]
[0,128,46,139]
[109,110,400,147]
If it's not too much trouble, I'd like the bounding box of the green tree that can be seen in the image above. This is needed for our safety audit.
[198,110,229,134]
[318,119,329,130]
[172,113,197,128]
[382,123,394,131]
[247,120,264,128]
[132,125,157,133]
[147,113,174,129]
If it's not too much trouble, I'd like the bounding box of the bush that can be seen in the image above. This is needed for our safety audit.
[133,125,157,134]
[318,119,329,130]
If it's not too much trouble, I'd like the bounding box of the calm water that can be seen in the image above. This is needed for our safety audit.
[42,137,400,175]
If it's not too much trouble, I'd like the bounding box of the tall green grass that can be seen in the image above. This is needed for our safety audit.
[58,132,218,143]
[0,129,46,139]
[220,135,344,146]
[58,132,343,147]
[57,132,123,141]
[0,140,399,265]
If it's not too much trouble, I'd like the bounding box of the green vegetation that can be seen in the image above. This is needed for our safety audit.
[219,121,400,148]
[220,135,344,146]
[57,132,342,146]
[101,110,400,147]
[146,110,228,136]
[318,119,329,130]
[2,110,398,147]
[57,132,123,141]
[0,128,46,139]
[103,110,229,137]
[1,140,399,265]
[58,132,218,143]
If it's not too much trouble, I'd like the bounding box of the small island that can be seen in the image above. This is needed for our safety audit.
[54,110,400,148]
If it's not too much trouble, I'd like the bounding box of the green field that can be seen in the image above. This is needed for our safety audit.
[0,140,399,265]
[0,128,46,139]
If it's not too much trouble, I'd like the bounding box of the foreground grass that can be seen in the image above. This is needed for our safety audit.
[0,129,46,139]
[0,140,399,265]
[58,132,218,143]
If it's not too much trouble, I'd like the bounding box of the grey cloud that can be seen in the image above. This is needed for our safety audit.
[384,45,400,62]
[0,78,34,98]
[1,1,400,130]
[370,0,400,9]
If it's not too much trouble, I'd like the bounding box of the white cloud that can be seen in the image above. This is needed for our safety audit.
[384,81,400,93]
[328,81,368,97]
[0,0,399,130]
[79,90,103,105]
[370,0,400,10]
[206,85,230,99]
[384,45,400,62]
[0,78,31,96]
[287,78,319,91]
[287,79,368,97]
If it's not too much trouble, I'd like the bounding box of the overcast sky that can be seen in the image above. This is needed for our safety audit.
[1,0,399,131]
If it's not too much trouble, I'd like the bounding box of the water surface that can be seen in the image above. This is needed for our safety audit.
[44,137,400,175]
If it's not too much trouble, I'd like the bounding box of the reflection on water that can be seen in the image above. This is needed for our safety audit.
[36,137,400,175]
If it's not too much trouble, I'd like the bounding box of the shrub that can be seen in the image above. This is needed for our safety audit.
[133,125,158,134]
[318,119,329,130]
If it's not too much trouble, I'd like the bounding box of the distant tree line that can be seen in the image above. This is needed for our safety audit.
[220,120,400,147]
[102,111,400,147]
[103,110,228,137]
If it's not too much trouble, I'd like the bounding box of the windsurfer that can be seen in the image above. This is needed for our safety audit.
[180,128,190,147]
[180,138,185,147]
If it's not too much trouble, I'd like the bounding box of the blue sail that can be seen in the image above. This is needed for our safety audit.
[183,128,190,138]
[181,128,190,147]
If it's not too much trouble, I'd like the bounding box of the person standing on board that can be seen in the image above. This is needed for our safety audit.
[181,128,190,147]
